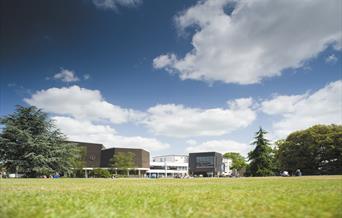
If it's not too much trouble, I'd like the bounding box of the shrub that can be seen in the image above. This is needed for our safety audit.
[93,169,111,178]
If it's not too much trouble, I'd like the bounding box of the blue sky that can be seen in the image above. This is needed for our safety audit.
[1,0,341,156]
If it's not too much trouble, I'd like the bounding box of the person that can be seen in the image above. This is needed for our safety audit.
[52,173,60,178]
[295,169,302,176]
[281,171,289,177]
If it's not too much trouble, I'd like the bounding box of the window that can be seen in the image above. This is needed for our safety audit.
[167,166,177,170]
[196,156,214,168]
[150,166,164,170]
[89,155,96,161]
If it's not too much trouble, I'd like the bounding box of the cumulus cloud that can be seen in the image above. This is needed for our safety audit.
[325,54,338,64]
[142,98,256,138]
[53,69,79,82]
[261,94,307,115]
[24,86,256,139]
[153,0,341,84]
[92,0,142,10]
[24,86,144,124]
[186,139,250,157]
[261,80,342,137]
[53,116,169,151]
[152,54,177,70]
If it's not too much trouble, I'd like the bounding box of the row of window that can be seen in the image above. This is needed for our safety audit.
[195,156,214,168]
[152,157,189,162]
[150,166,188,170]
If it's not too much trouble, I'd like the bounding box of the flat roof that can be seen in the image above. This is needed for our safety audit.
[66,141,104,147]
[102,147,149,152]
[153,154,188,158]
[66,141,150,152]
[189,151,222,155]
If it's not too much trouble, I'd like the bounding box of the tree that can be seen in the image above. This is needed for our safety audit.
[110,152,135,176]
[70,146,86,177]
[223,152,247,171]
[92,168,111,178]
[277,125,342,175]
[272,139,285,174]
[0,106,77,177]
[248,127,275,176]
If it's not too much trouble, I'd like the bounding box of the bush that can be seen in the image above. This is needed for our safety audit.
[93,169,111,178]
[71,169,84,178]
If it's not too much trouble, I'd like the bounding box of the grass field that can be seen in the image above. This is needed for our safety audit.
[0,176,341,218]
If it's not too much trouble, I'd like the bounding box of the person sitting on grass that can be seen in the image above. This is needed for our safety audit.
[295,169,302,176]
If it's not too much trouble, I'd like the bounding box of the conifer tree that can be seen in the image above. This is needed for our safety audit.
[248,127,274,176]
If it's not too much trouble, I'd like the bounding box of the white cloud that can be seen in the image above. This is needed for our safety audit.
[261,80,342,137]
[24,86,256,140]
[261,94,307,115]
[92,0,141,10]
[154,0,341,84]
[186,139,250,157]
[53,69,79,82]
[227,97,253,110]
[53,116,169,151]
[152,54,177,70]
[24,86,144,124]
[325,54,338,64]
[142,98,256,138]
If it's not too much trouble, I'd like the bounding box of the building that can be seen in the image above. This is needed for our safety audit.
[68,141,231,178]
[69,141,150,177]
[189,152,223,177]
[222,158,233,176]
[101,147,150,176]
[70,141,103,168]
[152,155,188,163]
[147,155,188,178]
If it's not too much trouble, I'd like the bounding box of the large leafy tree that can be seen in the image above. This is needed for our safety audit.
[272,139,285,174]
[70,146,86,177]
[248,127,274,176]
[223,152,247,171]
[0,106,77,177]
[277,125,342,175]
[111,152,135,176]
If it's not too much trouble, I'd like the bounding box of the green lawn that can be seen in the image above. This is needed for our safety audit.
[0,176,341,218]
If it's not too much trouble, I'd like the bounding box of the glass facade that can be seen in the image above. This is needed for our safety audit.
[189,152,223,176]
[195,156,214,168]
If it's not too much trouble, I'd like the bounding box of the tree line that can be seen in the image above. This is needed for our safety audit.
[0,106,341,177]
[225,125,342,176]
